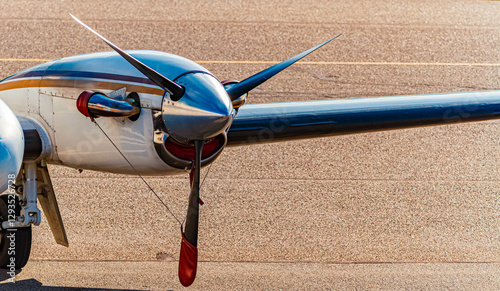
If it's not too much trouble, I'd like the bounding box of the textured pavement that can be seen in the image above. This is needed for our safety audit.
[0,0,499,290]
[2,261,500,290]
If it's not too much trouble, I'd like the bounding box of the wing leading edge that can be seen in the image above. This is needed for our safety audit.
[227,91,500,146]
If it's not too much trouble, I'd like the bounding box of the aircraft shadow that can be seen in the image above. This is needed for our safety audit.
[0,278,153,290]
[0,270,156,291]
[0,268,22,282]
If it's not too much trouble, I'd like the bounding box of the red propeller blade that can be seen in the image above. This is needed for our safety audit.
[179,140,204,287]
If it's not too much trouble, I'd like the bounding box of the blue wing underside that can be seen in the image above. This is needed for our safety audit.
[227,91,500,146]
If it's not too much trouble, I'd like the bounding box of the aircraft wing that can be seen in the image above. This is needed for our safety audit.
[227,90,500,146]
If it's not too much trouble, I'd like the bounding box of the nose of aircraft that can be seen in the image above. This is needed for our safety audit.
[161,72,234,143]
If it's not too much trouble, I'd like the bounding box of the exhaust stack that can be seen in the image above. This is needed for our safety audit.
[76,90,140,119]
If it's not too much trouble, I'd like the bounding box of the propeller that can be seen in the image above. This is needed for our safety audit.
[70,15,222,287]
[70,14,340,287]
[69,14,185,100]
[226,33,343,101]
[178,140,204,287]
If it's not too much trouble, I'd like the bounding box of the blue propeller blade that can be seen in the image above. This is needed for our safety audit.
[70,14,185,100]
[226,34,343,101]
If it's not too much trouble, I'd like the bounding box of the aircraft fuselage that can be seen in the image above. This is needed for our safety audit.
[0,50,226,175]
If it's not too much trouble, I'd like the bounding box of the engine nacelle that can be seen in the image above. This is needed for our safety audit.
[0,99,24,192]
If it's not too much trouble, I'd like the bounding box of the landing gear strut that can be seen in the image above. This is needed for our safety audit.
[0,161,41,269]
[0,161,68,270]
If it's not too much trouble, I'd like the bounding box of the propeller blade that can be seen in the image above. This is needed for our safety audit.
[179,140,204,287]
[226,34,343,101]
[69,14,185,100]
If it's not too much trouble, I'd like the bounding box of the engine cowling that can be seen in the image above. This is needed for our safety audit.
[0,99,24,192]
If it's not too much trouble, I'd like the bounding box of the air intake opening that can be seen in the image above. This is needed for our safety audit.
[165,134,225,161]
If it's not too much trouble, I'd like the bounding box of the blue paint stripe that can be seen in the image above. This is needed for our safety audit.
[2,70,44,81]
[4,70,156,86]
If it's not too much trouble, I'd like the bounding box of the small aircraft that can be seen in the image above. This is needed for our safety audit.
[0,14,499,287]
